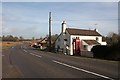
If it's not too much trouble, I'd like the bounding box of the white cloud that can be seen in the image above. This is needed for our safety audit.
[2,27,12,34]
[2,2,118,38]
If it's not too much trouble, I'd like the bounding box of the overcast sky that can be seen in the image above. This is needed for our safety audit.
[1,2,118,39]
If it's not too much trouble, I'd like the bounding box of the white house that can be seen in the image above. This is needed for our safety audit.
[55,21,107,56]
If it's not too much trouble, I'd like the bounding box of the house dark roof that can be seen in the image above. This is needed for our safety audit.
[66,28,101,36]
[83,40,101,45]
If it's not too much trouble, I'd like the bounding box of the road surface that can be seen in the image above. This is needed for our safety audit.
[2,43,119,79]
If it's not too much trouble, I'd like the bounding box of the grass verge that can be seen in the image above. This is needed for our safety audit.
[1,41,23,50]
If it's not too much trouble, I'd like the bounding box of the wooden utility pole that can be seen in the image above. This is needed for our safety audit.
[49,12,52,52]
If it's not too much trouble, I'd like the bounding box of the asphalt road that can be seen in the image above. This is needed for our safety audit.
[2,43,119,79]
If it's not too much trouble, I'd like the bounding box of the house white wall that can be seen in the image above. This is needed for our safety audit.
[64,30,71,55]
[70,35,95,55]
[55,33,107,55]
[55,21,107,56]
[87,45,94,51]
[55,21,67,52]
[69,35,107,55]
[55,33,64,51]
[100,42,107,45]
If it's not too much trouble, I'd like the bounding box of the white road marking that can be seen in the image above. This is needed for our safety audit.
[29,53,42,58]
[12,47,14,48]
[30,51,39,54]
[30,53,35,55]
[34,55,42,58]
[52,60,114,80]
[23,50,27,53]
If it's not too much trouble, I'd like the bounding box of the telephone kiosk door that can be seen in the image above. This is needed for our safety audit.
[72,37,81,56]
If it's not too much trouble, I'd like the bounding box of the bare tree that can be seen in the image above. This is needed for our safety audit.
[19,36,24,41]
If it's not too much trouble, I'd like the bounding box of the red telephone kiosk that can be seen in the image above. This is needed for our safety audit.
[72,37,81,56]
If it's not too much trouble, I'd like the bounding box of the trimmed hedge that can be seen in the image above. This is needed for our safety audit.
[91,43,120,61]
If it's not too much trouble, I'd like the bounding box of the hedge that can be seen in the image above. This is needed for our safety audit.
[91,43,120,61]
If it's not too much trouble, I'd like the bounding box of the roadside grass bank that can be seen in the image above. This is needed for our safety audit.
[74,56,119,63]
[1,41,23,50]
[32,48,119,63]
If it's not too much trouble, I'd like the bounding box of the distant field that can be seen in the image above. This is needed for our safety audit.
[1,41,23,50]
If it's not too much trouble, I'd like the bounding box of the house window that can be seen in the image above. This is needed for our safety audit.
[84,45,87,50]
[64,31,67,34]
[96,37,99,41]
[64,39,67,41]
[57,45,60,52]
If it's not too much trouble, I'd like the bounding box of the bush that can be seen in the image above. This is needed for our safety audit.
[91,44,120,61]
[91,45,108,59]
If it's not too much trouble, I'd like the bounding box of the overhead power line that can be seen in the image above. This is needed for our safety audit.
[53,18,118,22]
